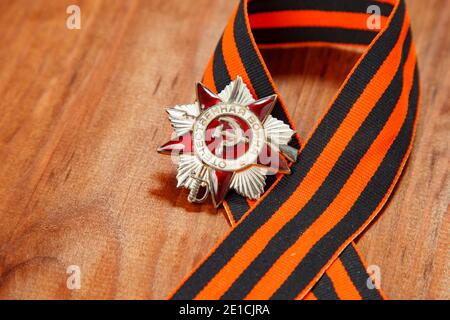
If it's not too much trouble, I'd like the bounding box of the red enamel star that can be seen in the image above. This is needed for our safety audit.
[158,77,296,207]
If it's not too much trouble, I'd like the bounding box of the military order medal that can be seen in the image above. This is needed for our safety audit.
[158,77,298,207]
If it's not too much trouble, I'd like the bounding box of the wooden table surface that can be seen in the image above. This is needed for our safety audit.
[0,0,448,300]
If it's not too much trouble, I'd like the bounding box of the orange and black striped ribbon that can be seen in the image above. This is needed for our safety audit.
[170,0,419,300]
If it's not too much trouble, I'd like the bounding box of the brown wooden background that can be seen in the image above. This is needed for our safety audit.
[0,0,448,300]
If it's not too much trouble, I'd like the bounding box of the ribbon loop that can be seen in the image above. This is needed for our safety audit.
[170,0,419,300]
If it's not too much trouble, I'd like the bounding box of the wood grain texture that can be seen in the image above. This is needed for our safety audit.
[0,0,448,300]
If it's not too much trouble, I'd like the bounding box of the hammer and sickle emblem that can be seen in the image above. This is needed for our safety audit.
[212,116,249,155]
